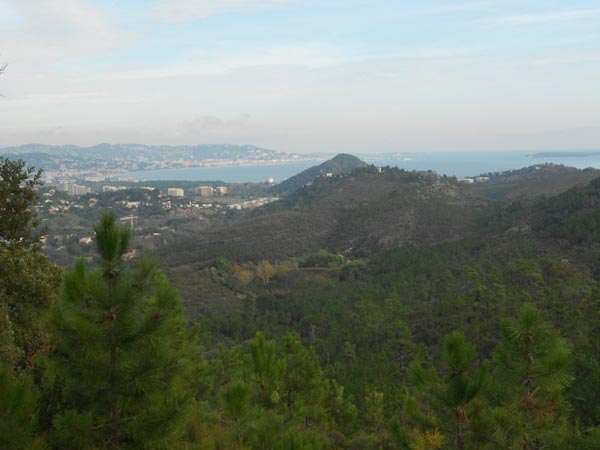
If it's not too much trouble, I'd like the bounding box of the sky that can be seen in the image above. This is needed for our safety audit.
[1,0,600,153]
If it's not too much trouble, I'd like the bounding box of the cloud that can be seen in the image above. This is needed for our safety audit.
[14,92,108,103]
[414,1,494,16]
[148,0,298,22]
[87,43,345,81]
[480,8,600,26]
[526,54,600,66]
[1,0,134,66]
[177,114,251,136]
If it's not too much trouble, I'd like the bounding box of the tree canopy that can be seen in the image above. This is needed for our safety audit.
[0,157,44,246]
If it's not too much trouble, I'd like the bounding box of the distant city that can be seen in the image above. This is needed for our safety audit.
[0,143,322,188]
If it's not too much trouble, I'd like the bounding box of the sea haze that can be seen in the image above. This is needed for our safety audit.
[116,151,600,182]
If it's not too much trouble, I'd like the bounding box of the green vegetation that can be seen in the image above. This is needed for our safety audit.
[161,166,487,264]
[0,157,44,246]
[465,164,600,200]
[0,158,61,369]
[3,156,600,448]
[44,212,199,449]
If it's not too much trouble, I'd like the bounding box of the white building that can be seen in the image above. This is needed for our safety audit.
[60,183,91,196]
[102,185,127,192]
[194,186,214,196]
[167,188,184,197]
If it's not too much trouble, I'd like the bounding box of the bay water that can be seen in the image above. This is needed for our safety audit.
[116,150,600,183]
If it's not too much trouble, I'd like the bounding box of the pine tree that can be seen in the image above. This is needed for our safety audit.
[491,303,573,449]
[0,364,40,450]
[249,332,280,408]
[0,158,60,369]
[0,245,61,368]
[405,331,490,450]
[0,157,43,246]
[221,381,251,449]
[46,212,199,450]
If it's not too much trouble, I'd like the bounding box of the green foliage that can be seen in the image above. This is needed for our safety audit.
[222,381,252,421]
[491,304,574,449]
[0,158,60,369]
[299,251,344,268]
[45,212,199,449]
[0,157,43,246]
[0,303,20,366]
[186,331,358,448]
[7,165,600,447]
[0,364,41,450]
[221,381,251,449]
[404,332,490,450]
[0,234,61,369]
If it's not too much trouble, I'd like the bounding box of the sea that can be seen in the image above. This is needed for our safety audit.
[115,150,600,183]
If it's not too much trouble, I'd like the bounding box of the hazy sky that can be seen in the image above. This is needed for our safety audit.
[1,0,600,153]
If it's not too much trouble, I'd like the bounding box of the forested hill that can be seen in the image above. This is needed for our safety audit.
[464,164,600,199]
[160,166,490,265]
[160,164,600,268]
[486,173,600,257]
[270,153,368,196]
[4,154,600,449]
[160,164,600,448]
[162,163,600,319]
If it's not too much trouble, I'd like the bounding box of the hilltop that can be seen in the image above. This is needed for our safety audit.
[270,153,368,196]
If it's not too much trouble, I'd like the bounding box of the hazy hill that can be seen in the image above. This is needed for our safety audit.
[270,153,368,196]
[1,143,294,160]
[0,143,314,172]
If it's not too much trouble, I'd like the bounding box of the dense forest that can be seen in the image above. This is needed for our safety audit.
[2,156,600,449]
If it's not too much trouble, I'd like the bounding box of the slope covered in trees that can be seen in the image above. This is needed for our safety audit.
[3,156,600,449]
[161,166,491,265]
[464,164,600,200]
[160,162,600,269]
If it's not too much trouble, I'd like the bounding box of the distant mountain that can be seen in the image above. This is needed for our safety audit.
[270,153,368,196]
[1,143,297,160]
[0,143,320,174]
[531,151,600,158]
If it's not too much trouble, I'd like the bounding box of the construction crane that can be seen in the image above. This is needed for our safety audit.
[119,215,138,232]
